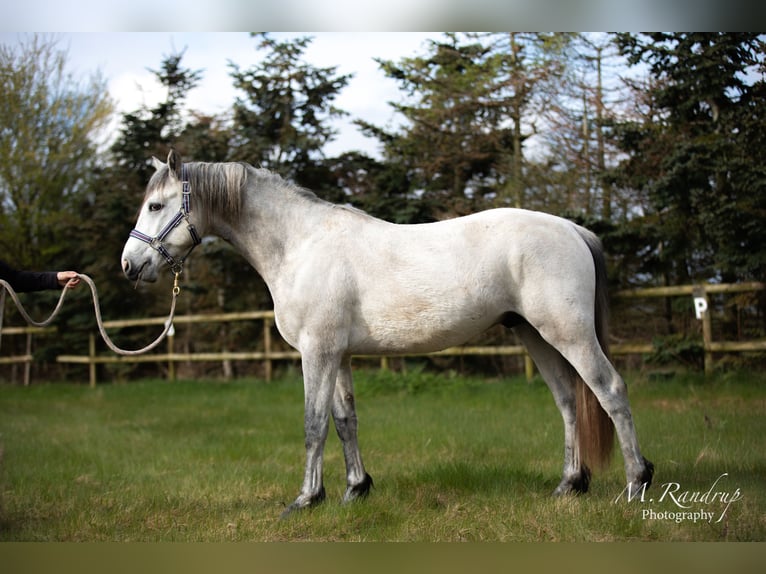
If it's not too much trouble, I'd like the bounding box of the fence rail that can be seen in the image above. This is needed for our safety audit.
[0,326,57,385]
[615,281,766,374]
[3,282,765,386]
[55,326,657,388]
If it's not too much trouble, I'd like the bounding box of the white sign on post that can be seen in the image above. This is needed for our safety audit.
[693,296,708,320]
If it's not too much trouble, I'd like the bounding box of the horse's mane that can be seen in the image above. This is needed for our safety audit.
[248,166,327,206]
[185,162,247,221]
[241,164,367,219]
[248,166,374,219]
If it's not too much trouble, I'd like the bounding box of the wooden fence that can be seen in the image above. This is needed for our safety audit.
[56,311,288,387]
[3,282,765,386]
[0,325,56,386]
[614,281,766,374]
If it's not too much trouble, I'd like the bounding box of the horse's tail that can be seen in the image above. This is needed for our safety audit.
[573,226,615,471]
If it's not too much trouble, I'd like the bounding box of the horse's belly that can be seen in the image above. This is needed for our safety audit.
[347,305,499,355]
[346,258,512,355]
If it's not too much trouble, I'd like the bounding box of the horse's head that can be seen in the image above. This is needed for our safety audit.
[121,149,202,283]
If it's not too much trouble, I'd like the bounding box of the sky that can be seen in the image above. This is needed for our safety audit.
[1,0,758,158]
[1,1,751,34]
[2,32,444,159]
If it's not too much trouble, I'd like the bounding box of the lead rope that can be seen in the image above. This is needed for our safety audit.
[0,278,73,353]
[0,273,179,356]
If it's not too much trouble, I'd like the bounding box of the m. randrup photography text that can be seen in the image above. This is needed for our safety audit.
[614,473,743,524]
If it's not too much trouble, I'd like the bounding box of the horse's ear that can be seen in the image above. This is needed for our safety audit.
[167,149,182,179]
[151,156,164,171]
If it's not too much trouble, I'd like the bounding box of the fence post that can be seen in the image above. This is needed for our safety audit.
[524,354,535,382]
[88,333,97,388]
[167,330,176,382]
[693,287,713,376]
[263,316,272,382]
[24,332,32,386]
[702,293,713,376]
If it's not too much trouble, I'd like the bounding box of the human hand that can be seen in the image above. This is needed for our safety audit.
[57,271,81,289]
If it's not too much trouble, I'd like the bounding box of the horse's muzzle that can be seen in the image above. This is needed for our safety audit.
[122,258,154,283]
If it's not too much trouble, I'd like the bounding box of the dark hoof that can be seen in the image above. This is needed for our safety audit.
[618,458,655,502]
[280,486,326,519]
[639,457,655,489]
[343,473,374,503]
[552,465,591,496]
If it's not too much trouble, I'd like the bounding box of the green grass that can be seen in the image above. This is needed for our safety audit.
[0,369,764,541]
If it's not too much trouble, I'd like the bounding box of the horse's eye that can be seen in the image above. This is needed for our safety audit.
[148,203,163,212]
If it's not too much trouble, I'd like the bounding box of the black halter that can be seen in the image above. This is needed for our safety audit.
[129,164,202,275]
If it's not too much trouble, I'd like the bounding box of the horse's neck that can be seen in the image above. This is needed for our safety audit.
[209,176,330,284]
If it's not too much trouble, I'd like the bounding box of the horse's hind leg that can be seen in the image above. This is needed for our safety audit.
[556,337,654,493]
[332,358,373,502]
[515,323,591,495]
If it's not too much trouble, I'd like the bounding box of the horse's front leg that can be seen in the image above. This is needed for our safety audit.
[282,348,340,517]
[333,358,373,503]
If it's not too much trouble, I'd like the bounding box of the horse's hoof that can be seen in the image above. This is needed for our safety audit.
[552,465,591,496]
[280,486,326,519]
[638,457,654,489]
[342,473,374,503]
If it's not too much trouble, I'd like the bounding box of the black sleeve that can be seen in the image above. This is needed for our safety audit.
[0,260,60,292]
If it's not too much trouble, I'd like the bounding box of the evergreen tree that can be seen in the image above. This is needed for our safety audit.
[360,33,573,220]
[327,151,432,224]
[110,48,203,188]
[179,112,232,162]
[359,33,515,219]
[614,33,766,283]
[229,33,351,192]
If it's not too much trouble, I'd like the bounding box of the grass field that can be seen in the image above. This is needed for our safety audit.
[0,368,764,541]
